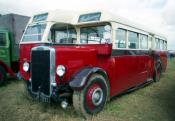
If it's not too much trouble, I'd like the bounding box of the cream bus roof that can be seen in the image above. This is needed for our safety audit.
[75,10,166,39]
[28,9,76,24]
[31,9,166,40]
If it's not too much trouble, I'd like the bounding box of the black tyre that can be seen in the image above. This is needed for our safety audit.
[0,66,7,85]
[73,74,108,119]
[154,63,162,82]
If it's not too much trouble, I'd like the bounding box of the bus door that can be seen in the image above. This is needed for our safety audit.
[0,32,11,66]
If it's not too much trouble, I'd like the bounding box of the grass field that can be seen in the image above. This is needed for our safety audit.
[0,60,175,121]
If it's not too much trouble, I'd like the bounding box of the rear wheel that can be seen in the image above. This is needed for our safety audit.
[154,63,162,82]
[0,66,7,85]
[73,74,108,119]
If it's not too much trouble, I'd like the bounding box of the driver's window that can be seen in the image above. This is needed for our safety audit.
[50,24,77,44]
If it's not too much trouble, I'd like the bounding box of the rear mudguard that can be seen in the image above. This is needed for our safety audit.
[69,67,110,91]
[0,60,15,77]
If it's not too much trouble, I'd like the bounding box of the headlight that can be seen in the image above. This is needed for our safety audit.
[23,62,29,72]
[56,65,66,77]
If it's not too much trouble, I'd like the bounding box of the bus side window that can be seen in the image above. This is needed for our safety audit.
[140,34,148,49]
[115,28,127,48]
[155,38,160,49]
[148,36,152,49]
[164,41,167,50]
[128,31,139,49]
[160,39,164,50]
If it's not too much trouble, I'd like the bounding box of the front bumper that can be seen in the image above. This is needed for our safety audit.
[24,80,72,103]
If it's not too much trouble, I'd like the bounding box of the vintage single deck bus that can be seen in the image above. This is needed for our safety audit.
[20,10,167,118]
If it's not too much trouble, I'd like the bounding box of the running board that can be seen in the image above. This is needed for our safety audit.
[126,78,154,93]
[110,78,154,101]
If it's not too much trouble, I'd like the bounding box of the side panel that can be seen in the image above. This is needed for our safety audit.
[113,55,139,93]
[110,50,151,97]
[0,31,10,66]
[135,55,149,85]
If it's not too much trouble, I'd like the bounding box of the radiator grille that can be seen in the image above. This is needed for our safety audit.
[31,50,50,96]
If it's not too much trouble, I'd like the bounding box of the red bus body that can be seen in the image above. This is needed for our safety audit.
[20,43,167,97]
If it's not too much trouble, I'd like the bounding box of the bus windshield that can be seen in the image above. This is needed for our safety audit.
[22,24,46,42]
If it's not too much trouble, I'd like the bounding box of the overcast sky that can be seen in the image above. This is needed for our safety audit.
[0,0,175,50]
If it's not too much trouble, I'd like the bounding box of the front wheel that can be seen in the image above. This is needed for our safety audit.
[0,66,7,85]
[73,74,108,119]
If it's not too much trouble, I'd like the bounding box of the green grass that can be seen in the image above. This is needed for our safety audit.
[0,60,175,121]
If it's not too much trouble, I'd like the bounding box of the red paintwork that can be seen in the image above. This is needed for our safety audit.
[20,44,42,81]
[0,60,15,77]
[20,43,167,97]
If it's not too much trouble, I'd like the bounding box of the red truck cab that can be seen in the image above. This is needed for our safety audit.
[20,10,167,118]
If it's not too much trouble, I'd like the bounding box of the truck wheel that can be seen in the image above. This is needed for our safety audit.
[0,66,7,85]
[154,63,162,82]
[73,74,108,119]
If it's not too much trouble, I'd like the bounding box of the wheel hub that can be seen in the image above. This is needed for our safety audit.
[92,88,103,106]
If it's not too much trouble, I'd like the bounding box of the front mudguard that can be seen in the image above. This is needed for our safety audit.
[69,67,110,101]
[69,67,110,90]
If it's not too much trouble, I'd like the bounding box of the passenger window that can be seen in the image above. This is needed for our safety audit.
[115,28,127,48]
[164,41,167,50]
[140,34,148,49]
[155,38,160,49]
[160,39,164,50]
[148,36,152,49]
[128,31,139,49]
[0,33,7,46]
